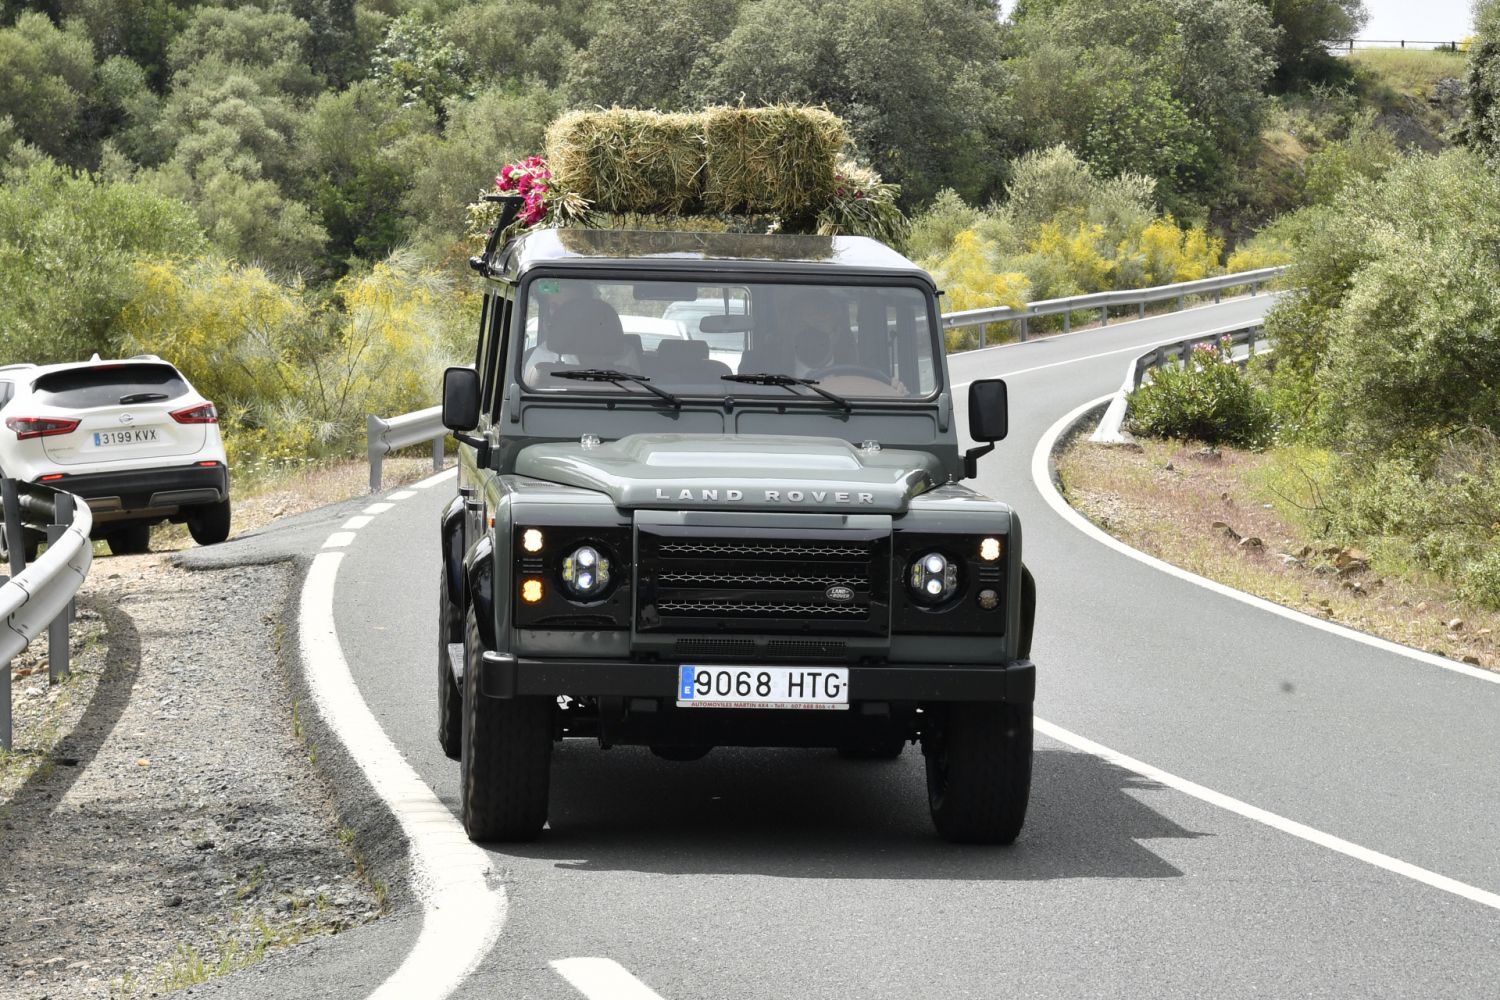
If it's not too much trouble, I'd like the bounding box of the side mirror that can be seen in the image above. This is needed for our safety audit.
[963,378,1007,479]
[442,366,481,431]
[968,379,1008,442]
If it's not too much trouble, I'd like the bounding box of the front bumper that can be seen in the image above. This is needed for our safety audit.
[480,652,1035,704]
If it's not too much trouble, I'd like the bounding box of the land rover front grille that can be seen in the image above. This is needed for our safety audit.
[638,527,890,636]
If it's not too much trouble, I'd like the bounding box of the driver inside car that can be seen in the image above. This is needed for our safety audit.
[747,289,905,395]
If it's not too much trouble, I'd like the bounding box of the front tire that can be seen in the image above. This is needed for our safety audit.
[923,702,1032,844]
[437,568,462,760]
[460,608,553,842]
[107,523,151,556]
[187,499,231,545]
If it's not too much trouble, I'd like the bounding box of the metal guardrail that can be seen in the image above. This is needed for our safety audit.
[1091,322,1269,444]
[1331,38,1469,53]
[1,479,94,751]
[942,266,1286,348]
[365,268,1289,486]
[367,407,448,492]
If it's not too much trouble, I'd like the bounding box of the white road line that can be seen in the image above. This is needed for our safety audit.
[321,531,357,549]
[341,515,373,530]
[300,552,506,999]
[1032,395,1500,686]
[952,320,1269,389]
[364,502,395,514]
[1035,718,1500,912]
[552,958,667,1000]
[388,490,417,501]
[413,468,457,489]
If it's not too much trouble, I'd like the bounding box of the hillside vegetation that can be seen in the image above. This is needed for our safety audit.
[0,0,1462,471]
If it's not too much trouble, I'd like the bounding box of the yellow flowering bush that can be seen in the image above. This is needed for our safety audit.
[924,229,1030,349]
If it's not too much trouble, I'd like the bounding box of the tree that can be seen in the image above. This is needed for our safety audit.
[295,80,436,267]
[566,0,742,109]
[167,4,321,97]
[0,160,204,364]
[1460,0,1500,158]
[0,13,97,162]
[372,13,471,123]
[1257,0,1367,88]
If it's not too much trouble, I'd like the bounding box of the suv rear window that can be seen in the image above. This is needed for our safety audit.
[32,364,190,409]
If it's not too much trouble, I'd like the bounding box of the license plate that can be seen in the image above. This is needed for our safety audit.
[676,665,849,710]
[92,429,159,447]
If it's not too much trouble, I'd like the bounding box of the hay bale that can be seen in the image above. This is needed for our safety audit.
[702,106,848,218]
[545,109,704,215]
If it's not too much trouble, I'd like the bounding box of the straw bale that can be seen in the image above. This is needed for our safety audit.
[545,109,704,214]
[702,106,848,218]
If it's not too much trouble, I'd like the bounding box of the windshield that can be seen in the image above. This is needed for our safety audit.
[519,276,939,400]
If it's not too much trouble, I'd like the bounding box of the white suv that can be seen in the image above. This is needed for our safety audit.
[0,356,231,555]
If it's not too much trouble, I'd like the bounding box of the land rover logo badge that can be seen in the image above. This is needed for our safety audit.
[825,585,854,603]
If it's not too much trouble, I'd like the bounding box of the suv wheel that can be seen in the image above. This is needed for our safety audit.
[437,568,462,760]
[460,608,552,842]
[922,702,1032,844]
[107,523,151,556]
[0,525,39,563]
[186,499,231,545]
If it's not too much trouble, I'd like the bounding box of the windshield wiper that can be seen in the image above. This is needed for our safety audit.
[721,372,851,413]
[119,392,169,404]
[551,368,681,409]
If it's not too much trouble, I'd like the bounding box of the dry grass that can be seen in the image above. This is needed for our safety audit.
[1349,48,1468,101]
[546,108,706,215]
[544,105,849,219]
[1059,437,1499,672]
[701,105,847,217]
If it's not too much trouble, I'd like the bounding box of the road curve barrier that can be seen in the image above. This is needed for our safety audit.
[365,268,1289,488]
[1091,322,1269,445]
[943,266,1286,349]
[1,478,94,751]
[367,406,448,493]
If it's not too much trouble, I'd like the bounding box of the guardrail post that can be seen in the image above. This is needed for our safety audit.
[367,414,384,494]
[2,479,24,578]
[1176,294,1186,312]
[1063,311,1070,334]
[1099,306,1108,328]
[1138,302,1145,320]
[1214,288,1222,304]
[1018,316,1028,342]
[432,435,445,472]
[1249,281,1259,297]
[46,493,73,684]
[978,323,986,350]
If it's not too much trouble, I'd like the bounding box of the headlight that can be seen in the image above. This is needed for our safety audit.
[561,544,611,600]
[908,551,958,605]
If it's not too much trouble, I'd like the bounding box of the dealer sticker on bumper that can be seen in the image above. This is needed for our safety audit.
[676,665,849,710]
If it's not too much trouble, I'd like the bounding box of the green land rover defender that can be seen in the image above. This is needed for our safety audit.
[438,226,1037,844]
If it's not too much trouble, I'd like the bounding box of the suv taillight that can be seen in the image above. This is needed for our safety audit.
[170,402,218,424]
[5,416,80,440]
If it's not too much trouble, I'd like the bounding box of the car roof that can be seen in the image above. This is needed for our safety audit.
[504,228,934,285]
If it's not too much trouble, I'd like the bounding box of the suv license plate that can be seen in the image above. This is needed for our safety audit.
[676,665,849,710]
[93,429,159,447]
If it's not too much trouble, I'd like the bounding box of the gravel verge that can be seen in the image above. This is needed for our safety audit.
[0,556,381,998]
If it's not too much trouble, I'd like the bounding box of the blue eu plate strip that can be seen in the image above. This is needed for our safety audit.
[678,665,695,700]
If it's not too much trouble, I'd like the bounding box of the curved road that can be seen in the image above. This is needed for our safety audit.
[225,297,1500,998]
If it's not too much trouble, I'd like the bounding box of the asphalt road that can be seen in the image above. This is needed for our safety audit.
[203,297,1500,999]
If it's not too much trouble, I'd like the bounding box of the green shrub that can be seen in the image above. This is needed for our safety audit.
[1127,339,1274,448]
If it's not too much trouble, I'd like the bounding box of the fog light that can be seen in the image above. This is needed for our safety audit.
[978,588,1000,610]
[980,537,1001,561]
[520,578,544,603]
[522,528,544,553]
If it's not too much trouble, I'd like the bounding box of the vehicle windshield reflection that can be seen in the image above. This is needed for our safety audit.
[520,277,938,401]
